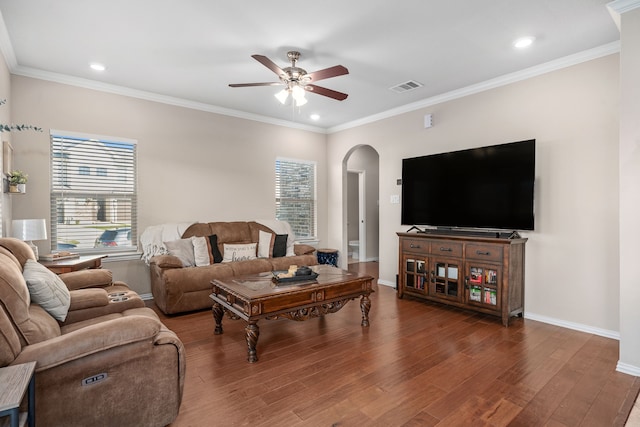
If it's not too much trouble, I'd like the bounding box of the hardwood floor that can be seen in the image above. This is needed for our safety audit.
[151,262,640,426]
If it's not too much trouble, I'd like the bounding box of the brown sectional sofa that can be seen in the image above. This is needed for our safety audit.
[150,221,318,314]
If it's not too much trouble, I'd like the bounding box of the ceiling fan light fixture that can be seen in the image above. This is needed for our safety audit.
[275,89,289,104]
[294,95,308,107]
[291,85,307,106]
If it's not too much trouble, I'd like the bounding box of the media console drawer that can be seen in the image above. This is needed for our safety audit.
[431,241,463,258]
[465,244,503,262]
[402,239,429,253]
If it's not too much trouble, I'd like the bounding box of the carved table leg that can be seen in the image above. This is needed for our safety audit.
[212,302,224,335]
[360,293,371,327]
[246,321,260,363]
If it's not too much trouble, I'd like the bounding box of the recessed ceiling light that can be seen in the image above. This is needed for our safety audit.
[90,63,106,71]
[310,114,320,121]
[513,37,535,49]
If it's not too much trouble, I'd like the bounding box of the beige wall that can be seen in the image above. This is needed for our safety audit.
[618,7,640,373]
[8,75,328,295]
[328,54,620,334]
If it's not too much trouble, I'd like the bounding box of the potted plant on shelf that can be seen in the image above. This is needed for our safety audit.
[8,170,28,193]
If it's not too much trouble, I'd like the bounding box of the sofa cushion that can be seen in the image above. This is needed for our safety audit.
[229,258,273,276]
[269,254,318,272]
[258,230,272,258]
[273,234,288,258]
[208,235,223,263]
[192,236,212,266]
[222,243,257,262]
[0,304,21,365]
[164,238,196,267]
[23,259,71,322]
[22,304,62,343]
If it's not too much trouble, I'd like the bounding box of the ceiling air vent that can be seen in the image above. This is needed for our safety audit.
[389,80,423,93]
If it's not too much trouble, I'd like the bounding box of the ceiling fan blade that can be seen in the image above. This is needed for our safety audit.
[229,82,283,87]
[251,54,286,77]
[306,84,349,101]
[306,65,349,82]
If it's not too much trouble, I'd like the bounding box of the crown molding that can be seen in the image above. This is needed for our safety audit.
[9,65,327,134]
[328,41,620,134]
[607,0,640,30]
[607,0,640,14]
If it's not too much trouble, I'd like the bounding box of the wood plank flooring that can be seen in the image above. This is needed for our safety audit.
[150,262,640,426]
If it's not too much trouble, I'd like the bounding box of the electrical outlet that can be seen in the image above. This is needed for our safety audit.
[390,195,400,204]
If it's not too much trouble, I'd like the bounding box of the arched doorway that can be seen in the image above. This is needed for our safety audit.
[343,145,380,265]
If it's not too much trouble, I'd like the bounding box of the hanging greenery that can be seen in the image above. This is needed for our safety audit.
[0,99,43,132]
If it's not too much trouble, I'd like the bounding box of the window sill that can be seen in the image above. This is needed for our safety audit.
[100,252,142,262]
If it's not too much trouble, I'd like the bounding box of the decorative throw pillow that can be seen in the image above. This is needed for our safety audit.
[258,230,273,258]
[23,259,71,321]
[273,234,288,258]
[222,243,257,262]
[192,236,212,266]
[208,235,223,263]
[164,238,196,267]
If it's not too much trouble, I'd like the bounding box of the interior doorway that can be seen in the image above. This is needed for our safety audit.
[344,145,379,266]
[347,170,365,263]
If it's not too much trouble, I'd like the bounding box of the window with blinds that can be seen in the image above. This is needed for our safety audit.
[50,132,137,254]
[275,158,317,239]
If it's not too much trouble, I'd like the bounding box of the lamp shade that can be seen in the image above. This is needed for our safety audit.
[12,219,47,241]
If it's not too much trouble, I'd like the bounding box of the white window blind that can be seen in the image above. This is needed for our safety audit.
[50,132,137,254]
[275,158,317,239]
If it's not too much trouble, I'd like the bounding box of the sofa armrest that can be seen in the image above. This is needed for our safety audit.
[12,315,161,370]
[150,254,184,269]
[68,288,109,311]
[59,269,113,290]
[294,244,316,256]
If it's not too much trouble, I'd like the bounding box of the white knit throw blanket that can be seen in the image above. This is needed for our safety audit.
[140,222,195,265]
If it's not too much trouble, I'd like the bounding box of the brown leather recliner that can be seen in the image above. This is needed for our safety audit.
[0,238,185,427]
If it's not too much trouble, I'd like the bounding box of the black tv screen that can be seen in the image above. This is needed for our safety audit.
[401,139,535,231]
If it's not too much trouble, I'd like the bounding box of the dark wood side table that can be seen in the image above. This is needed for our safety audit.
[0,361,36,427]
[39,254,106,274]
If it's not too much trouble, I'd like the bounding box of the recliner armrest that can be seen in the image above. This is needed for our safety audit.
[294,244,316,256]
[150,254,183,269]
[13,315,161,370]
[59,269,113,290]
[68,288,109,311]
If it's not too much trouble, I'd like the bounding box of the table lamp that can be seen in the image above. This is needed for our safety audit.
[12,218,47,260]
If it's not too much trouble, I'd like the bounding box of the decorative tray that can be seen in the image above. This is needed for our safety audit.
[272,271,319,284]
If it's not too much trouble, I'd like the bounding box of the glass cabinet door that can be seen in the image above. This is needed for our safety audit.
[403,254,428,293]
[466,263,500,310]
[429,259,461,301]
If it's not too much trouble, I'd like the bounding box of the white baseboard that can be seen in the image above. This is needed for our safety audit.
[139,293,153,301]
[617,361,640,377]
[524,312,619,340]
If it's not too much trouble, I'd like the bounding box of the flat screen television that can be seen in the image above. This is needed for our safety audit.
[401,139,535,231]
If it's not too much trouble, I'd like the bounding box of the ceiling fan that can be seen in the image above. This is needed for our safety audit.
[229,51,349,106]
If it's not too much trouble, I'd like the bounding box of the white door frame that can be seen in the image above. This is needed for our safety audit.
[349,169,366,262]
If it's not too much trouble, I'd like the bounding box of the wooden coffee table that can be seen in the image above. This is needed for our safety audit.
[210,264,374,363]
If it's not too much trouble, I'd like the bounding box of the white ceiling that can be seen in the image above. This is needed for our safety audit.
[0,1,620,132]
